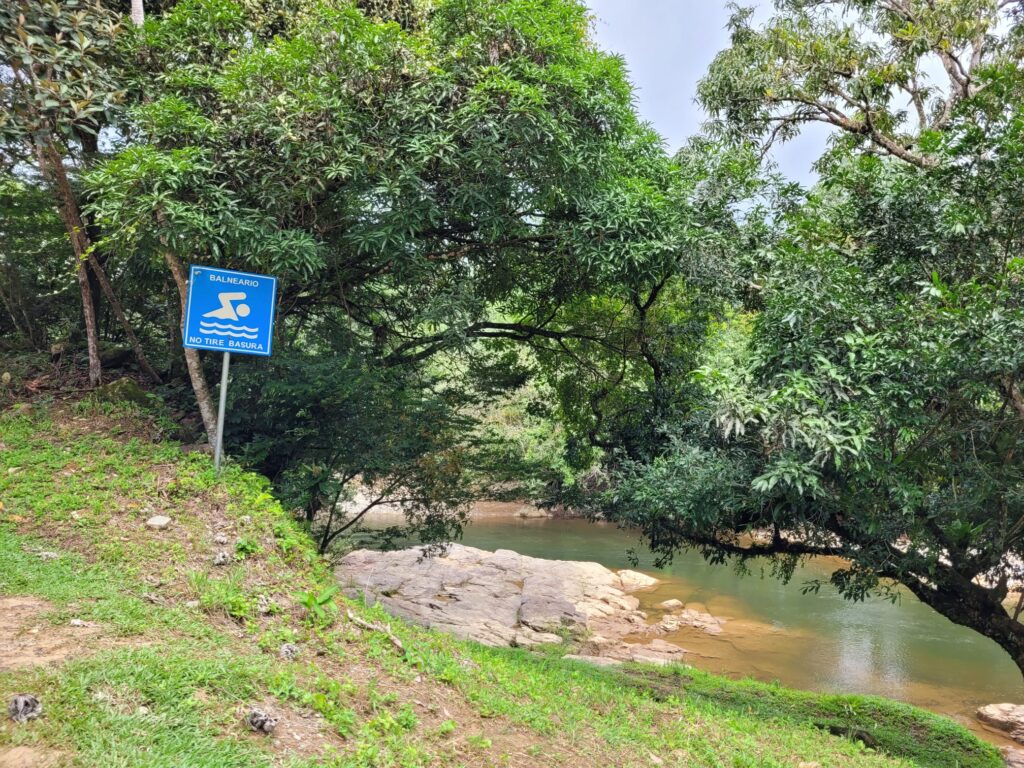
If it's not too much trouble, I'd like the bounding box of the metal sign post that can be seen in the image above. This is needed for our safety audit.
[182,266,278,473]
[214,351,231,472]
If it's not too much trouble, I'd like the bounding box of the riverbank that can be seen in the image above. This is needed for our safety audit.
[379,509,1023,744]
[0,400,1004,767]
[336,538,1024,753]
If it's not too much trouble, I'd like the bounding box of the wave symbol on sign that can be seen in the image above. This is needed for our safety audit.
[201,292,258,339]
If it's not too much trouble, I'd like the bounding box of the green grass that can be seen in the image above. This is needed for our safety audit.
[371,619,1001,767]
[0,401,1005,767]
[679,670,998,768]
[4,645,279,768]
[0,526,210,638]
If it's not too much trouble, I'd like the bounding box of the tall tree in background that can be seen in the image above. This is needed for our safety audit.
[0,1,119,385]
[599,0,1024,676]
[698,0,1022,167]
[1,0,161,385]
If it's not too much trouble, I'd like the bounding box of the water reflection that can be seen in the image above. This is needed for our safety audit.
[364,509,1023,739]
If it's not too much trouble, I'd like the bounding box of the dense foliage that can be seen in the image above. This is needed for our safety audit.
[596,0,1024,676]
[0,177,66,348]
[6,0,1024,680]
[3,0,731,552]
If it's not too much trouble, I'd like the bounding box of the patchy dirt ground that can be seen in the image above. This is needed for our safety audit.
[0,596,105,671]
[234,697,347,764]
[0,746,64,768]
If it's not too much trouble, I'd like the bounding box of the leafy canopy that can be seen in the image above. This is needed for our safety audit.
[596,0,1024,676]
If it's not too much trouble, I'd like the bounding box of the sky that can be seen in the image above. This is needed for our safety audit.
[585,1,830,184]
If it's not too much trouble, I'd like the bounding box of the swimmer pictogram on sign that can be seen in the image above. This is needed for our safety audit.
[200,293,258,339]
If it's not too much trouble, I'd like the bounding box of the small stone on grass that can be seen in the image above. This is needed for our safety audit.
[279,643,301,661]
[145,515,172,530]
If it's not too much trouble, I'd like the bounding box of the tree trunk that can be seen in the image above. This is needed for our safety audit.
[903,568,1024,680]
[166,280,183,379]
[130,0,145,26]
[73,127,105,327]
[36,138,161,385]
[34,139,101,387]
[163,249,218,443]
[68,91,161,384]
[85,254,162,384]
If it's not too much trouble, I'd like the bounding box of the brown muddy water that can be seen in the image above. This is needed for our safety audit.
[365,505,1023,742]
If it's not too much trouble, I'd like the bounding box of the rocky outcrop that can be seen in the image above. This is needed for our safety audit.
[337,544,676,657]
[514,505,552,519]
[978,703,1024,744]
[973,704,1024,767]
[649,606,725,636]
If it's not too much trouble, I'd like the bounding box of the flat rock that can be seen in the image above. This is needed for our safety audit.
[979,703,1024,744]
[145,515,171,530]
[625,649,671,666]
[513,629,563,647]
[1003,747,1024,767]
[516,505,551,518]
[581,637,689,667]
[657,599,684,610]
[645,638,687,655]
[337,544,659,648]
[652,607,725,636]
[618,569,659,590]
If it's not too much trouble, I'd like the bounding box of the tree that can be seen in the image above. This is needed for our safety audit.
[84,0,709,545]
[599,0,1024,677]
[698,0,1024,168]
[228,352,478,553]
[0,174,68,349]
[0,0,113,384]
[1,0,161,384]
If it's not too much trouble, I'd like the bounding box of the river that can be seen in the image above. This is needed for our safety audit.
[366,504,1022,742]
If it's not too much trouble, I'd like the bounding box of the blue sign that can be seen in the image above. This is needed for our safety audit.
[183,266,277,357]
